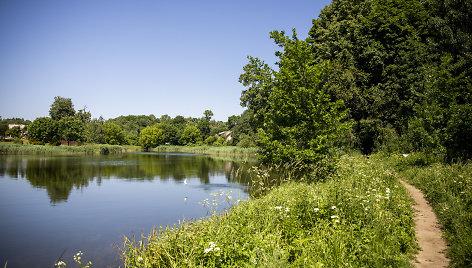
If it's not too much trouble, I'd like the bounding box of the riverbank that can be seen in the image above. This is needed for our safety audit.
[0,143,140,154]
[153,145,259,156]
[121,153,417,267]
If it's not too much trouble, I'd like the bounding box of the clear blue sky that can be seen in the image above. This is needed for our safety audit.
[0,0,331,122]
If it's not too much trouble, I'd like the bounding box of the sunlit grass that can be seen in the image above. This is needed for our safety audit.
[0,143,140,154]
[121,153,416,267]
[386,152,472,267]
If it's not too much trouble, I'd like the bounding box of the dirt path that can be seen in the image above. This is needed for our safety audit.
[399,179,450,268]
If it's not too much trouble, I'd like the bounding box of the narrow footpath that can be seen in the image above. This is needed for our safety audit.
[399,179,450,268]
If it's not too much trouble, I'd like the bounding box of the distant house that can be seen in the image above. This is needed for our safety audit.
[5,124,27,139]
[8,124,26,130]
[217,131,232,142]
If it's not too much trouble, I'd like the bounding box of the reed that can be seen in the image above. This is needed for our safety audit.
[0,143,140,154]
[154,145,259,156]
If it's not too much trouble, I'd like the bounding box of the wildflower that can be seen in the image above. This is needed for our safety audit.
[285,208,290,212]
[226,195,232,200]
[204,242,220,254]
[331,215,339,219]
[55,261,66,267]
[137,257,143,262]
[331,206,337,209]
[73,251,83,262]
[314,208,319,212]
[274,206,282,210]
[334,220,340,223]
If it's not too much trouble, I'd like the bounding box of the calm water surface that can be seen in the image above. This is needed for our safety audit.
[0,152,255,267]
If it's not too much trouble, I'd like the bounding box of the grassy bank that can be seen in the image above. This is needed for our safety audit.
[386,152,472,267]
[121,154,416,267]
[0,143,140,154]
[153,145,259,156]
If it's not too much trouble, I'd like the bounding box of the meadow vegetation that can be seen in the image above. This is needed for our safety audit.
[121,154,417,267]
[385,152,472,267]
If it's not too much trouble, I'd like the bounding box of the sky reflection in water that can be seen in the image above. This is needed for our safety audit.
[0,152,255,267]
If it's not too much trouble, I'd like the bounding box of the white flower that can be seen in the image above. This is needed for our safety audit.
[137,257,143,262]
[274,206,282,210]
[314,208,319,212]
[331,206,336,209]
[334,220,340,223]
[226,195,232,200]
[331,215,339,219]
[55,261,66,267]
[214,247,220,251]
[204,248,212,254]
[285,208,290,212]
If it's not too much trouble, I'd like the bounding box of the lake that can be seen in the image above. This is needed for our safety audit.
[0,152,256,267]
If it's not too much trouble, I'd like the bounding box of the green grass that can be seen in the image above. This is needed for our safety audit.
[0,143,140,154]
[121,153,416,267]
[386,152,472,267]
[153,145,259,156]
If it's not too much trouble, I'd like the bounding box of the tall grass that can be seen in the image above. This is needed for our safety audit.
[154,145,259,156]
[387,152,472,267]
[0,143,140,154]
[121,154,416,267]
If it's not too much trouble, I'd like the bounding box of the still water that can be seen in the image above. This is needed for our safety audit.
[0,152,255,267]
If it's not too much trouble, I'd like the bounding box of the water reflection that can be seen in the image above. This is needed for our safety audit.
[0,153,256,204]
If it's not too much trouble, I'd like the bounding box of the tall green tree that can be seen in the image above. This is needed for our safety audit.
[104,122,126,145]
[59,116,85,145]
[28,117,59,144]
[85,118,106,144]
[307,0,431,153]
[139,124,166,150]
[179,125,202,145]
[49,96,76,121]
[240,30,349,178]
[197,110,213,140]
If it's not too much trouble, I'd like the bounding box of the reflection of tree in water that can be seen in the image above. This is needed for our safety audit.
[0,154,257,204]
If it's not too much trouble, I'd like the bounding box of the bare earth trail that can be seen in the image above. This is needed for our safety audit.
[399,179,450,268]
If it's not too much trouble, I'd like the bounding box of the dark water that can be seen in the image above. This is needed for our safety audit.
[0,152,256,267]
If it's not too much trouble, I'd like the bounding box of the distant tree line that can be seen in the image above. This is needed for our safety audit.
[15,96,256,149]
[238,0,471,176]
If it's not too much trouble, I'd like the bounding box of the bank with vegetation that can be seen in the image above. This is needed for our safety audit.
[0,143,138,155]
[121,153,417,267]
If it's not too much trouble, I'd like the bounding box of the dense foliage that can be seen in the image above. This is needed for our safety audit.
[49,96,76,121]
[28,117,59,145]
[238,0,471,165]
